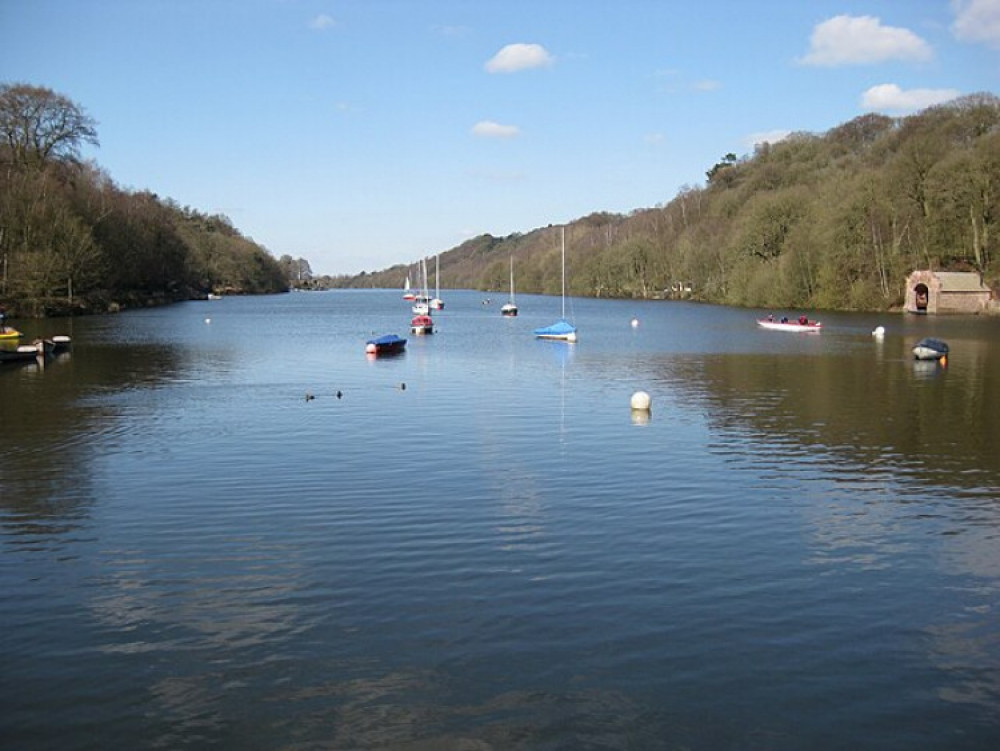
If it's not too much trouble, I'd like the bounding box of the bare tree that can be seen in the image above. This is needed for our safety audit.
[0,83,99,168]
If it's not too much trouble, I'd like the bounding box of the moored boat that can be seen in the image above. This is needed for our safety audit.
[501,255,518,316]
[912,337,949,361]
[0,326,22,341]
[430,254,444,310]
[534,319,577,340]
[365,334,407,355]
[0,338,56,363]
[535,227,576,341]
[0,344,42,363]
[410,314,434,335]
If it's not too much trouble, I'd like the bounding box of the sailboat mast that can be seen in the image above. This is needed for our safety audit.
[561,226,566,319]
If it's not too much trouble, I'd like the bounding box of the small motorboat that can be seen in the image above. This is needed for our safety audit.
[410,314,434,335]
[912,337,949,361]
[365,334,407,356]
[0,326,23,341]
[0,338,55,363]
[757,317,822,332]
[0,344,42,363]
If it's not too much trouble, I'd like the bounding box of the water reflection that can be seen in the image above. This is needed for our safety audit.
[1,341,207,539]
[4,295,1000,749]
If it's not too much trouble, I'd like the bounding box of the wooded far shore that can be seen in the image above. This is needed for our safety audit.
[2,83,997,318]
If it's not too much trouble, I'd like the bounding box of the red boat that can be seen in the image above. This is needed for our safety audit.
[410,314,434,335]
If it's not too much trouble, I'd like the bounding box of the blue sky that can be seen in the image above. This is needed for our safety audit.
[3,1,998,275]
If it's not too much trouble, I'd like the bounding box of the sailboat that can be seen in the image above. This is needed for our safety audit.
[412,258,431,315]
[534,227,577,341]
[410,258,434,333]
[501,256,518,316]
[430,254,444,310]
[402,270,416,300]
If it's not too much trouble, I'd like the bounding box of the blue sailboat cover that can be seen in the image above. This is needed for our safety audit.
[534,319,577,337]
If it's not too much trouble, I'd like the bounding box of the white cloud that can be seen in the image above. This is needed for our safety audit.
[800,15,933,66]
[471,120,521,138]
[693,79,722,91]
[952,0,1000,48]
[485,43,554,73]
[433,24,470,38]
[745,130,792,149]
[309,14,336,31]
[862,84,961,112]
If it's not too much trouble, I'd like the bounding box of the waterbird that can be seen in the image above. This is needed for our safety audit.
[336,390,343,399]
[305,393,315,401]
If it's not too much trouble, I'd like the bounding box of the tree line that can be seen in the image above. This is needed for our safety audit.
[0,83,296,317]
[4,83,996,316]
[332,93,998,311]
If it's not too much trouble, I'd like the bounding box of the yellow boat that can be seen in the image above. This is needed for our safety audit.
[0,326,23,341]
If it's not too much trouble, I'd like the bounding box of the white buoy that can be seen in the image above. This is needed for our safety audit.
[205,318,211,324]
[631,317,639,328]
[630,391,652,411]
[872,325,885,338]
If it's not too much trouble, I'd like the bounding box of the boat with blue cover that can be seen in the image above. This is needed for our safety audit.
[534,227,577,341]
[912,337,949,361]
[365,334,407,355]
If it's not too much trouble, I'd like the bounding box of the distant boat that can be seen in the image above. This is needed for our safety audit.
[207,293,222,300]
[501,256,518,317]
[365,334,407,356]
[410,314,434,335]
[0,326,22,341]
[534,227,576,341]
[430,254,444,310]
[402,272,416,300]
[412,258,432,315]
[912,337,949,361]
[757,317,822,332]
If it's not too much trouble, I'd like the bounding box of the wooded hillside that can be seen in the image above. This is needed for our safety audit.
[0,83,290,317]
[329,94,999,311]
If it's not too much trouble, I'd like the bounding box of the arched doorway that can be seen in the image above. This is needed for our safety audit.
[913,283,929,312]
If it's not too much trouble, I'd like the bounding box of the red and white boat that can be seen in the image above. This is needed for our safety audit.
[757,317,822,332]
[410,314,434,335]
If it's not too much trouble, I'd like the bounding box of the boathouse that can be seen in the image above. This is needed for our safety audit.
[904,270,992,314]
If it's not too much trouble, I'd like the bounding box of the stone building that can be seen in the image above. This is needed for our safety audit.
[904,270,992,314]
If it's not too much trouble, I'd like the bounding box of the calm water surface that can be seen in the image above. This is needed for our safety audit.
[2,290,999,749]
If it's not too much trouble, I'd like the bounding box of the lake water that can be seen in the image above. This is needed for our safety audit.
[2,290,999,750]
